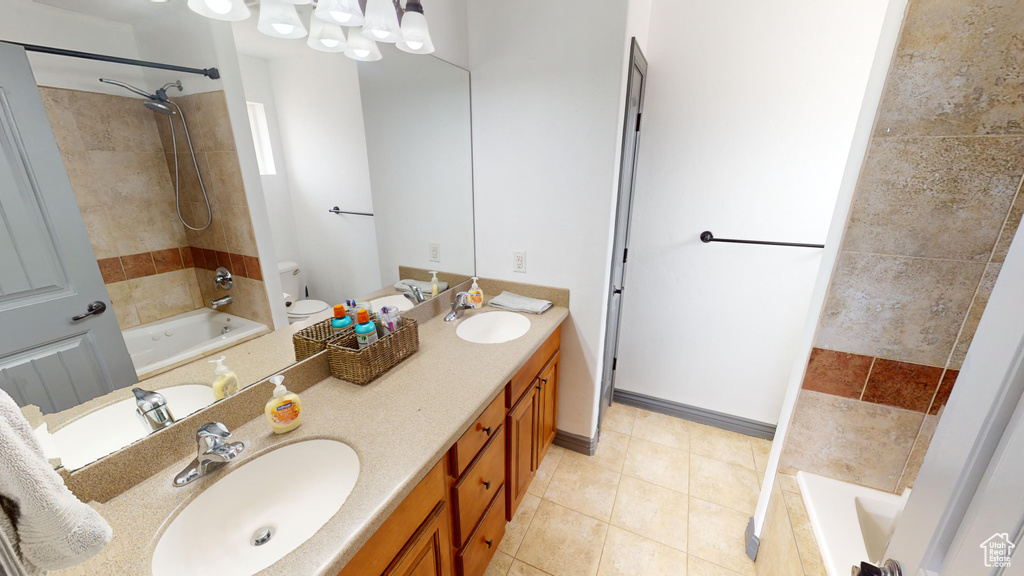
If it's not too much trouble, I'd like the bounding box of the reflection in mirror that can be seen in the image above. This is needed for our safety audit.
[0,0,474,474]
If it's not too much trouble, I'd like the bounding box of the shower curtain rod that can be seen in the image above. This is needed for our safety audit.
[4,41,221,80]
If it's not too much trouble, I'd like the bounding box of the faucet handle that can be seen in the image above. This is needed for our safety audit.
[196,422,231,450]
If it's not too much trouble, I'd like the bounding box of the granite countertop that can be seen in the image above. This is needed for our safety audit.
[57,302,568,576]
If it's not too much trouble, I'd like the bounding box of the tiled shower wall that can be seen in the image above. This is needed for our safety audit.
[780,0,1024,493]
[41,87,273,330]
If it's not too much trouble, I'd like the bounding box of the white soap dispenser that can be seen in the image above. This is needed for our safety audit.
[429,271,440,298]
[209,356,239,400]
[468,277,483,309]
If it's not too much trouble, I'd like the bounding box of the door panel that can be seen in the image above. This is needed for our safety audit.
[537,352,559,462]
[0,43,136,412]
[506,388,538,521]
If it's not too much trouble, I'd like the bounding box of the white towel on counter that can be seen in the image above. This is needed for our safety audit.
[394,279,449,294]
[0,390,112,572]
[488,291,553,314]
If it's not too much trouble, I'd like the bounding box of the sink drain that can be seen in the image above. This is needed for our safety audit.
[251,527,275,547]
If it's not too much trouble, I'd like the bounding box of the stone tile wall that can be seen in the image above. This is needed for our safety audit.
[781,0,1024,493]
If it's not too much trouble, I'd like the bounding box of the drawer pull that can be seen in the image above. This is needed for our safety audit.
[482,426,493,436]
[485,539,493,548]
[483,480,492,490]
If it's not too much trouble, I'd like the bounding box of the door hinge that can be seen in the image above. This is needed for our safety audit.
[623,248,628,263]
[612,357,618,371]
[635,112,642,132]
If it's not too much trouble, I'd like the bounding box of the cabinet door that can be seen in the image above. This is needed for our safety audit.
[506,386,538,521]
[385,502,453,576]
[536,351,559,463]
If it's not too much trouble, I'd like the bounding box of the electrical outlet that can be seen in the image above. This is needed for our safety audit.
[513,251,526,273]
[429,242,440,263]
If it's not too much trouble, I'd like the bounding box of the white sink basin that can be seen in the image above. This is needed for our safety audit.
[456,311,531,344]
[152,439,359,576]
[46,384,215,470]
[369,294,415,312]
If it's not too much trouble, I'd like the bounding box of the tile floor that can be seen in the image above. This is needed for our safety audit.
[482,403,776,576]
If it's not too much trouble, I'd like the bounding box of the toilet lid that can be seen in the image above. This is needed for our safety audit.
[287,299,329,317]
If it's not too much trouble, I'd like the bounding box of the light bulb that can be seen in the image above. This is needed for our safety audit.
[272,22,295,35]
[329,10,352,23]
[205,0,232,14]
[371,29,388,39]
[353,48,370,57]
[405,40,423,50]
[320,38,340,48]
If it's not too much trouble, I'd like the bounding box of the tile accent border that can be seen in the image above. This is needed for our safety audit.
[613,389,776,440]
[96,247,262,284]
[802,347,957,415]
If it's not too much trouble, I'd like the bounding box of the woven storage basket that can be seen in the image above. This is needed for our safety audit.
[293,319,351,362]
[327,317,419,385]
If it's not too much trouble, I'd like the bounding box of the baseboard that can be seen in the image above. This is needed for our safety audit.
[612,389,776,440]
[553,429,598,456]
[745,516,760,561]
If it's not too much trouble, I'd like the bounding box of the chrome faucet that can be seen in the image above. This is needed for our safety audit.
[401,283,426,304]
[173,422,245,487]
[133,387,174,432]
[211,295,233,309]
[214,266,233,290]
[445,291,474,322]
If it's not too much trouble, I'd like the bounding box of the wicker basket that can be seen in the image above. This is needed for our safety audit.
[293,319,351,362]
[327,317,419,385]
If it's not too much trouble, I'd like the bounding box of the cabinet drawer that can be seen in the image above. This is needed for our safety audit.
[507,327,560,409]
[451,393,506,479]
[452,425,505,546]
[456,485,506,576]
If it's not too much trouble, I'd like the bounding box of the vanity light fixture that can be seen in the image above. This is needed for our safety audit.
[395,0,433,54]
[257,0,308,39]
[344,29,382,61]
[361,0,403,43]
[281,0,312,4]
[308,16,348,52]
[187,0,250,21]
[313,0,364,27]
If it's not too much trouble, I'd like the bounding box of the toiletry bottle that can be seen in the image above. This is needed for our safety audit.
[345,299,359,325]
[355,308,379,349]
[430,271,440,297]
[332,304,353,334]
[468,277,484,309]
[209,356,239,400]
[265,375,302,434]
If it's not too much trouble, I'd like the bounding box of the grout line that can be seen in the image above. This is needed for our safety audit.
[923,368,947,417]
[841,250,1002,264]
[894,420,927,494]
[780,489,815,576]
[859,357,876,401]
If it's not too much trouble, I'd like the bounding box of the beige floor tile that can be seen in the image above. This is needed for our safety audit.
[516,500,608,576]
[688,556,746,576]
[688,497,756,576]
[544,456,621,522]
[782,490,827,576]
[689,454,760,515]
[610,476,688,552]
[621,437,689,494]
[563,430,630,473]
[689,423,756,470]
[751,439,772,484]
[597,526,688,576]
[508,560,555,576]
[528,445,565,498]
[777,474,800,495]
[632,410,691,451]
[603,403,639,436]
[485,551,515,576]
[500,493,542,557]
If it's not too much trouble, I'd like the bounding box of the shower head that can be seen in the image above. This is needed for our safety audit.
[98,78,156,99]
[145,100,176,116]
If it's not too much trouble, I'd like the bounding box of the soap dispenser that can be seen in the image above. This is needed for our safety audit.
[209,356,239,400]
[429,271,440,297]
[467,277,483,309]
[265,375,302,434]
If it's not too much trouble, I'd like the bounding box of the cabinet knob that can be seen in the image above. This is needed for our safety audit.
[482,426,493,436]
[485,539,493,548]
[483,480,492,490]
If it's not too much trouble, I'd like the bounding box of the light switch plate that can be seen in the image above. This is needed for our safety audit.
[513,251,526,273]
[429,243,440,262]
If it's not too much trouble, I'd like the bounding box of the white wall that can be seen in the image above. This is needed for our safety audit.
[422,0,468,70]
[267,51,383,305]
[358,45,475,284]
[235,54,300,265]
[614,0,891,424]
[468,0,628,438]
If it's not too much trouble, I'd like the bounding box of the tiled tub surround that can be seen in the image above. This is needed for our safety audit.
[782,0,1024,494]
[39,86,273,329]
[51,301,569,576]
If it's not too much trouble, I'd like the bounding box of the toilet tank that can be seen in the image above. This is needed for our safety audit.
[277,261,304,298]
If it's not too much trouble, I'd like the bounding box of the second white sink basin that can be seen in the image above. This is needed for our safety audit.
[456,311,531,344]
[152,439,359,576]
[369,294,415,312]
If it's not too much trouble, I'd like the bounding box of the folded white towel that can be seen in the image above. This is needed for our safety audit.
[488,291,552,314]
[394,279,449,294]
[0,390,111,572]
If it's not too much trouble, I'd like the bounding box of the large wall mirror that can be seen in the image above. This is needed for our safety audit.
[0,0,474,473]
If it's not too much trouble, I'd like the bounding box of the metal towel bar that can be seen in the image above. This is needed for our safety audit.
[700,231,824,249]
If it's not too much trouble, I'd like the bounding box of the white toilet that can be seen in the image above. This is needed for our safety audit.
[277,261,329,325]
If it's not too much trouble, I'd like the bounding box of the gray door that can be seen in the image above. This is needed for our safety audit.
[0,43,136,414]
[599,39,647,430]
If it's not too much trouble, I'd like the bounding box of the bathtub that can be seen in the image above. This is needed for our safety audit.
[797,472,911,576]
[123,309,269,379]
